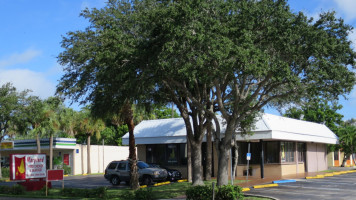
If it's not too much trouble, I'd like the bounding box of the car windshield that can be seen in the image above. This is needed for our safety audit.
[137,161,149,169]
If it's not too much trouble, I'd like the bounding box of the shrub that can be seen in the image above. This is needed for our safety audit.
[135,187,153,200]
[120,188,153,200]
[215,185,244,200]
[60,187,108,199]
[63,165,71,175]
[1,167,9,178]
[186,185,212,200]
[0,185,25,195]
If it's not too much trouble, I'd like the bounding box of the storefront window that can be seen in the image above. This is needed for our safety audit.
[146,143,186,166]
[297,143,306,162]
[281,142,295,163]
[237,142,261,165]
[167,144,178,164]
[265,142,279,163]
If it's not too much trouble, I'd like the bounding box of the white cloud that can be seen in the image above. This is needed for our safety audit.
[0,69,56,99]
[0,49,41,68]
[333,0,356,21]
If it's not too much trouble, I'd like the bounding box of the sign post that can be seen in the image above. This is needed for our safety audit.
[246,143,251,183]
[46,169,64,196]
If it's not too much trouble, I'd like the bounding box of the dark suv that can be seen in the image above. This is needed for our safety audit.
[104,160,168,185]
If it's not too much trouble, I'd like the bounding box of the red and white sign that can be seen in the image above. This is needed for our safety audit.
[10,154,46,180]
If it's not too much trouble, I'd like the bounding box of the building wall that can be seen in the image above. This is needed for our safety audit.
[306,143,327,172]
[73,144,130,175]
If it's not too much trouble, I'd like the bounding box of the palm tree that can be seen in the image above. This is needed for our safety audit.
[77,108,105,174]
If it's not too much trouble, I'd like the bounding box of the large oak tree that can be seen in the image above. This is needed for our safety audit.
[57,0,356,186]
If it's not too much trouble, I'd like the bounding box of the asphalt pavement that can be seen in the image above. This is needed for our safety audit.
[245,171,356,200]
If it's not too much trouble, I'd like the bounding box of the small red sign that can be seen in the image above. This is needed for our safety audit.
[47,170,64,181]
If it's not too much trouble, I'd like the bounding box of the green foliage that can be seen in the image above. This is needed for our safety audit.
[131,188,154,200]
[63,165,71,175]
[215,185,244,200]
[0,185,25,195]
[284,99,343,133]
[186,185,213,200]
[186,184,244,200]
[1,167,9,178]
[60,187,108,199]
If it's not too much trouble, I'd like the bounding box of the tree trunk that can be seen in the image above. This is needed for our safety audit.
[187,136,192,182]
[205,122,212,181]
[0,151,2,178]
[87,134,91,174]
[191,140,204,186]
[49,134,53,169]
[128,116,140,190]
[217,141,230,186]
[341,154,348,167]
[36,134,41,153]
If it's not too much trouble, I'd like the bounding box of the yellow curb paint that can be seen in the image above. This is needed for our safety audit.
[82,174,88,176]
[324,173,334,177]
[242,188,250,192]
[306,176,323,179]
[5,180,10,182]
[178,179,188,182]
[64,175,69,177]
[253,184,278,189]
[140,185,147,188]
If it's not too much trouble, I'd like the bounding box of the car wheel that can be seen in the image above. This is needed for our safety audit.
[143,175,153,186]
[125,181,130,185]
[110,176,120,185]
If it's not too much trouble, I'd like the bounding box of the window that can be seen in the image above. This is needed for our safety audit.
[237,142,261,165]
[265,142,279,163]
[108,162,117,170]
[117,162,126,170]
[167,144,178,164]
[146,143,187,166]
[281,142,295,163]
[297,143,306,162]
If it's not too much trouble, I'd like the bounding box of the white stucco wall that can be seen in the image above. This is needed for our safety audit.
[306,143,327,172]
[73,144,130,175]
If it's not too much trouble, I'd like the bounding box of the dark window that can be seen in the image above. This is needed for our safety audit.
[238,142,261,164]
[108,162,117,170]
[179,143,187,165]
[167,144,178,164]
[265,142,279,163]
[117,162,126,170]
[281,142,295,163]
[146,143,187,166]
[297,143,306,162]
[334,151,339,160]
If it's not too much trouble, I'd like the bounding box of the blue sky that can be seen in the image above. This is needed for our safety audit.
[0,0,355,120]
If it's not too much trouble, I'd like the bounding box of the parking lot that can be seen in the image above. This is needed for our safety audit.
[245,172,356,200]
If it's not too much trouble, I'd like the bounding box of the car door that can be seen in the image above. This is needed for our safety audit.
[117,162,130,181]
